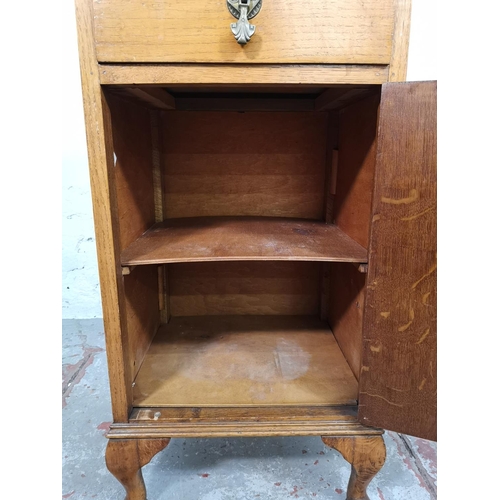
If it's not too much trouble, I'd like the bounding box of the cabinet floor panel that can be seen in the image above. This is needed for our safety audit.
[132,315,358,407]
[121,216,367,265]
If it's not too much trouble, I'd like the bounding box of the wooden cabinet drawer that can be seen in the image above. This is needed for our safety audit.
[93,0,395,64]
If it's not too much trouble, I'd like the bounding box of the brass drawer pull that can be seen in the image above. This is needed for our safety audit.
[227,0,263,45]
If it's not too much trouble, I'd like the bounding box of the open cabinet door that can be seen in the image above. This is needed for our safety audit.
[358,81,437,441]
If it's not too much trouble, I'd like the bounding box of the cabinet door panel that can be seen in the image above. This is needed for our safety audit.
[358,81,437,441]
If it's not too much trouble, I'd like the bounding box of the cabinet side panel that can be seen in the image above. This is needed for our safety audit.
[107,94,156,250]
[333,93,380,248]
[74,0,132,421]
[124,267,160,378]
[170,262,321,317]
[162,111,327,219]
[358,81,436,441]
[107,94,160,378]
[328,263,366,381]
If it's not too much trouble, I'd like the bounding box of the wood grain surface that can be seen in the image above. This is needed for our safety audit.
[334,93,380,248]
[322,435,386,500]
[123,266,160,379]
[93,0,394,64]
[174,96,315,112]
[389,0,412,82]
[108,405,382,439]
[328,263,367,381]
[129,88,175,109]
[162,111,327,219]
[149,111,171,324]
[132,315,359,407]
[107,95,161,380]
[106,438,170,500]
[131,406,358,423]
[169,261,321,316]
[75,0,132,421]
[120,217,368,265]
[315,89,374,112]
[323,113,339,225]
[358,81,437,441]
[98,64,390,86]
[111,406,381,438]
[107,93,155,251]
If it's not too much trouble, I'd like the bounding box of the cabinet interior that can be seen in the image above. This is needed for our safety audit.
[105,84,381,409]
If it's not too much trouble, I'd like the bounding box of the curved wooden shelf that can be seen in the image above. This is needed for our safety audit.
[121,216,368,265]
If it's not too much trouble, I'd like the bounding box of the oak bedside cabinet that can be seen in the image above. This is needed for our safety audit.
[74,0,436,498]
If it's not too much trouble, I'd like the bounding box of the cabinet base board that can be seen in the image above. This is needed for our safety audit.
[108,406,383,439]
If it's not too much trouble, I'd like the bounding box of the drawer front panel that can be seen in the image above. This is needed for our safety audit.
[93,0,395,64]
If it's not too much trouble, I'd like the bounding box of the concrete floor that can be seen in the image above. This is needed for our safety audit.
[62,319,437,500]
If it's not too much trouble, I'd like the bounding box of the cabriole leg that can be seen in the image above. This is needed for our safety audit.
[322,435,386,500]
[105,438,170,500]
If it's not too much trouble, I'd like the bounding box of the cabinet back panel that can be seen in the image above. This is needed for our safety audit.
[333,93,380,248]
[323,112,339,224]
[162,111,327,219]
[108,94,156,250]
[169,262,321,317]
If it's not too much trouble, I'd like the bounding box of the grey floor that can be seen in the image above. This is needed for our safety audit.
[62,319,437,500]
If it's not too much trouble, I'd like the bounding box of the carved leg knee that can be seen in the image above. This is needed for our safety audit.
[322,435,386,500]
[105,438,170,500]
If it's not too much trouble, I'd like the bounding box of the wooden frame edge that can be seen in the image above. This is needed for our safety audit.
[107,406,383,438]
[75,0,133,421]
[98,64,390,86]
[107,424,383,439]
[108,418,383,438]
[389,0,412,81]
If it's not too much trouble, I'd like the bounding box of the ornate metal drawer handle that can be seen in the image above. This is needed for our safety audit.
[227,0,263,45]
